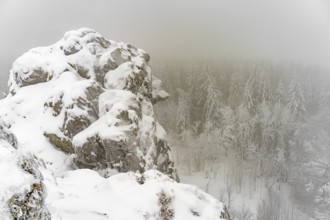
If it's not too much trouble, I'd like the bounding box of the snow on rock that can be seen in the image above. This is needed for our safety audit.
[0,123,18,149]
[151,76,170,104]
[43,72,104,153]
[0,28,230,219]
[0,125,50,220]
[3,27,178,180]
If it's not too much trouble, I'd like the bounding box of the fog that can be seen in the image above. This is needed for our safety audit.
[1,1,330,219]
[0,0,330,87]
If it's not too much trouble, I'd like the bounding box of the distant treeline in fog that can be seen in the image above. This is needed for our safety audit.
[154,59,330,220]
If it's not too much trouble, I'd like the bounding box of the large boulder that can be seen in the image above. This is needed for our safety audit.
[6,28,178,180]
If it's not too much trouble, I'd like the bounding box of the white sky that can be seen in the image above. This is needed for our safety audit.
[0,0,330,82]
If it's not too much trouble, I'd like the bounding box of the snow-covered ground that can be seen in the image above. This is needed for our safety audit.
[173,155,311,220]
[46,169,226,220]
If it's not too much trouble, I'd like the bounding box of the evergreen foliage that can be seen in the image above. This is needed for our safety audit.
[154,58,330,219]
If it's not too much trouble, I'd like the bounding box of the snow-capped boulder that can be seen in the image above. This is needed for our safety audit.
[151,76,170,104]
[4,28,178,180]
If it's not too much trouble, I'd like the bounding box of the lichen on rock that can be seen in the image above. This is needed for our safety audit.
[44,132,74,154]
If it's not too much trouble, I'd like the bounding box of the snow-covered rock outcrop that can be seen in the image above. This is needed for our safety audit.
[0,28,230,219]
[6,27,177,180]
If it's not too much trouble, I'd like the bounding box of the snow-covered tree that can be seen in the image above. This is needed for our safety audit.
[254,69,272,104]
[287,80,306,117]
[257,101,275,153]
[260,74,272,103]
[220,106,237,155]
[315,182,330,220]
[176,89,191,133]
[275,79,285,104]
[320,85,330,109]
[199,66,222,126]
[187,64,203,127]
[242,79,254,110]
[236,105,253,159]
[228,70,244,108]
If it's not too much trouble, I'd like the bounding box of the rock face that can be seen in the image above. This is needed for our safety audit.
[8,28,177,180]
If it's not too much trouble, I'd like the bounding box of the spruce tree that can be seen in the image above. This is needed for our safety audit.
[287,80,306,117]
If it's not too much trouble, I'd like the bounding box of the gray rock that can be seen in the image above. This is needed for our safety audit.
[73,89,179,181]
[10,67,52,93]
[44,82,103,144]
[0,123,18,149]
[74,135,143,172]
[44,133,74,154]
[9,155,51,220]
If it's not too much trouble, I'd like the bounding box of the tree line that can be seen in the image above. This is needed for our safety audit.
[154,58,330,220]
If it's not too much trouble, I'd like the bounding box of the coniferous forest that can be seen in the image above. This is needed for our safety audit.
[154,59,330,220]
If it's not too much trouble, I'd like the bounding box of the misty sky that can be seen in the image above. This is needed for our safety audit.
[0,0,330,84]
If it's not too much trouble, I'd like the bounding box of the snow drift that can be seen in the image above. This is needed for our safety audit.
[0,28,230,219]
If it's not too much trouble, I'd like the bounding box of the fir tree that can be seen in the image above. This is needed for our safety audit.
[199,66,222,126]
[176,89,191,133]
[242,79,254,110]
[228,70,244,108]
[287,80,306,117]
[260,73,272,103]
[315,182,330,220]
[220,107,237,155]
[274,79,285,104]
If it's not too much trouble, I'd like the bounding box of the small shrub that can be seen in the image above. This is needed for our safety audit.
[158,190,174,220]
